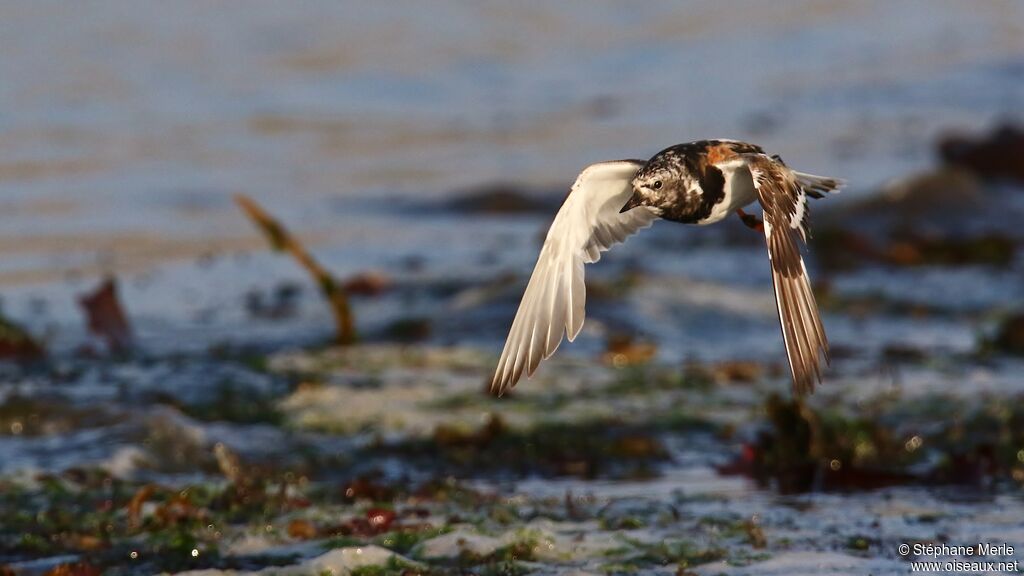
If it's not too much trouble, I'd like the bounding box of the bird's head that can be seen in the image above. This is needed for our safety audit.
[620,166,675,213]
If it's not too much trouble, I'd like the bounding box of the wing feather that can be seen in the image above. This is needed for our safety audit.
[747,156,831,395]
[491,160,657,395]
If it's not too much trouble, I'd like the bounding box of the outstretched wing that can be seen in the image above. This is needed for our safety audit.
[491,160,658,396]
[746,155,831,395]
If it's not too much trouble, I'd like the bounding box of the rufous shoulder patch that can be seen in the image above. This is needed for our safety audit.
[706,142,738,165]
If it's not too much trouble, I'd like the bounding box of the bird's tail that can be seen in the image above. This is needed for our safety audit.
[794,171,843,199]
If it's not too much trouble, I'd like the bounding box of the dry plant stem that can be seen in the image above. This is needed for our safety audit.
[234,194,356,344]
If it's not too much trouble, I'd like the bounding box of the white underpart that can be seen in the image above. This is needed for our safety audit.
[698,157,757,225]
[686,178,703,205]
[491,160,660,395]
[790,192,807,240]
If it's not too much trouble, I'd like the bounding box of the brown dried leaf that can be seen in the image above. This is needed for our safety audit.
[154,493,204,526]
[365,508,397,532]
[342,271,392,297]
[127,484,157,530]
[67,534,106,551]
[711,361,763,383]
[43,563,102,576]
[78,277,133,353]
[602,334,657,367]
[287,519,319,540]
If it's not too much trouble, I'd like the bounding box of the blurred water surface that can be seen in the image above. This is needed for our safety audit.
[0,1,1022,348]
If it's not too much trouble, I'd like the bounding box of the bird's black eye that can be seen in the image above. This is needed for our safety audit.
[652,180,662,190]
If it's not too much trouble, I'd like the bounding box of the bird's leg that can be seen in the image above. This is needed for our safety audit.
[735,208,764,233]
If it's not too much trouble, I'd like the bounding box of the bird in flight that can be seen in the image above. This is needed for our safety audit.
[490,139,842,397]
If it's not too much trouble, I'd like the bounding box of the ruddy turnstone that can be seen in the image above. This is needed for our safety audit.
[491,140,842,396]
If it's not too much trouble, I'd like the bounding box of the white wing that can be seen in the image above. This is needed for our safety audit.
[491,160,658,396]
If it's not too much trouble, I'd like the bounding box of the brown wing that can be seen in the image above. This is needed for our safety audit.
[746,155,830,395]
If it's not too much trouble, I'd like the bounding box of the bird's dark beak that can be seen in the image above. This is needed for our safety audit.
[620,190,644,213]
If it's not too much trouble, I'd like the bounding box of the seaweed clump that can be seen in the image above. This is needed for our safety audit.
[368,414,671,480]
[727,394,1024,493]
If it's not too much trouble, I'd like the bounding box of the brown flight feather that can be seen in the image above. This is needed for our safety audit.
[746,156,831,394]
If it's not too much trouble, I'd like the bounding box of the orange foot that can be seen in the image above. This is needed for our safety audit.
[736,208,764,233]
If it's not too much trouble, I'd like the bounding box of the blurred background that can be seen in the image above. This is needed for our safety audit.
[1,2,1023,575]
